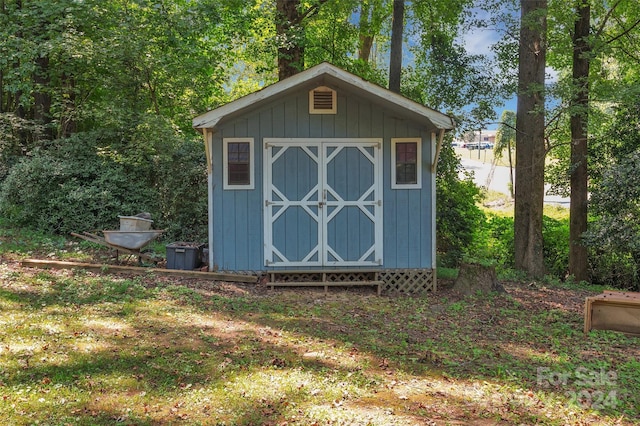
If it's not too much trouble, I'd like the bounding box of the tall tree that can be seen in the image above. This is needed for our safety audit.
[494,110,516,198]
[515,0,547,278]
[388,0,404,92]
[544,0,640,281]
[357,0,389,62]
[568,1,590,282]
[275,0,328,80]
[408,0,506,128]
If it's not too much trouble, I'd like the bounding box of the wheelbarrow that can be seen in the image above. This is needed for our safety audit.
[71,230,164,263]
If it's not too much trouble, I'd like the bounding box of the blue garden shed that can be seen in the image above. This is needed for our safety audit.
[193,63,455,293]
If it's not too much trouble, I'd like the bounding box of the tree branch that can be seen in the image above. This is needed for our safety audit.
[594,0,623,37]
[606,16,640,45]
[294,0,328,25]
[612,43,640,64]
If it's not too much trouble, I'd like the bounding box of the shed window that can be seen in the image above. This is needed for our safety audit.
[309,86,337,114]
[223,138,254,190]
[391,138,422,189]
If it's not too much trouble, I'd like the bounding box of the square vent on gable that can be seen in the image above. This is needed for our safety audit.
[309,86,337,114]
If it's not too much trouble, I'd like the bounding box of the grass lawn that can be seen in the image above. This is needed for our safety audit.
[1,231,639,425]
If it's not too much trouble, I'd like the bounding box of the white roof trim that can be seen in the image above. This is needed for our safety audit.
[192,62,455,131]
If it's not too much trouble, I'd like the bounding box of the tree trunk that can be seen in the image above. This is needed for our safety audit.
[568,2,590,283]
[276,0,303,81]
[388,0,404,93]
[514,0,547,278]
[508,138,514,199]
[358,1,373,62]
[0,0,4,112]
[60,73,77,138]
[453,263,505,295]
[33,55,52,137]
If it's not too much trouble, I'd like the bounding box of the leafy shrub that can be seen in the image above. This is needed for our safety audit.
[155,138,208,241]
[0,142,156,234]
[469,211,569,279]
[482,214,515,269]
[542,214,570,278]
[0,116,207,241]
[588,249,637,290]
[583,149,640,290]
[436,145,485,266]
[0,113,50,181]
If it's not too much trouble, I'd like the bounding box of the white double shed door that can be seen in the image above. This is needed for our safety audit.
[264,138,383,267]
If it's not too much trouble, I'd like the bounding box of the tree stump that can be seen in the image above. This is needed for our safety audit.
[453,263,505,296]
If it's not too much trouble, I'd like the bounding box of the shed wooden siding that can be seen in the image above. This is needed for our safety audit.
[210,88,435,272]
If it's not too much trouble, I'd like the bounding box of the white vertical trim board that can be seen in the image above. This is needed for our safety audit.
[206,130,215,271]
[430,132,437,271]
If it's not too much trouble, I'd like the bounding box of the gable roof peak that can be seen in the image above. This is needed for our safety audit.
[193,62,454,131]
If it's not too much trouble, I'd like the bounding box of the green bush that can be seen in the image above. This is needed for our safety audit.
[583,149,640,290]
[588,249,638,290]
[436,144,485,267]
[155,138,208,241]
[469,211,570,279]
[0,116,207,241]
[484,214,515,269]
[0,141,157,234]
[542,215,570,278]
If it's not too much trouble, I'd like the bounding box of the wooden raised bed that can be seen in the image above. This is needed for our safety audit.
[21,259,257,283]
[584,290,640,336]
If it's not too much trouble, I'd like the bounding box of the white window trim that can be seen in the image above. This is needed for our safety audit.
[391,137,422,189]
[223,137,254,190]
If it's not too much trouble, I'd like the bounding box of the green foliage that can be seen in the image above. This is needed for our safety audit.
[155,135,208,242]
[0,114,50,180]
[0,135,156,234]
[481,213,515,270]
[583,149,640,290]
[407,0,511,129]
[468,209,570,279]
[542,214,570,278]
[0,117,206,240]
[436,144,485,267]
[580,98,640,290]
[494,110,515,161]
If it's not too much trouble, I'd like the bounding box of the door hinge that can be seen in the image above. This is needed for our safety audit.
[265,200,274,206]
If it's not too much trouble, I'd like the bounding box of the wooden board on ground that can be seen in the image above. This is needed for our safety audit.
[20,259,258,283]
[584,290,640,336]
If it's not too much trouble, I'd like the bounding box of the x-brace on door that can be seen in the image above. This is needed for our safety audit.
[264,138,383,267]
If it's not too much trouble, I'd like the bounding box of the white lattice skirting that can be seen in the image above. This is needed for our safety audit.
[378,269,436,294]
[266,269,436,295]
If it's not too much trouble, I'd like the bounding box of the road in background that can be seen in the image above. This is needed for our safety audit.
[458,155,570,206]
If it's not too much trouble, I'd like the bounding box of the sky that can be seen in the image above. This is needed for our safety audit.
[463,30,517,130]
[457,6,516,130]
[456,3,561,130]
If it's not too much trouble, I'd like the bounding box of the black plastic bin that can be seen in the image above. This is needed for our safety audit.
[166,242,205,270]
